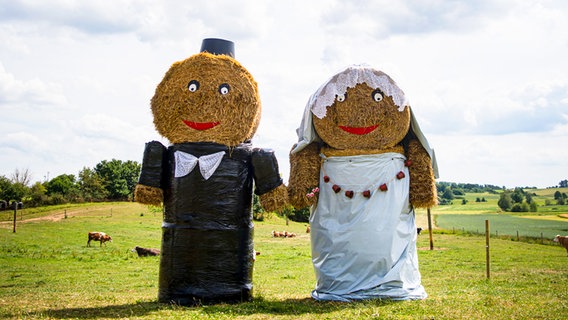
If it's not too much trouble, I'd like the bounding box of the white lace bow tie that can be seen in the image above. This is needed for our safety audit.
[174,150,226,180]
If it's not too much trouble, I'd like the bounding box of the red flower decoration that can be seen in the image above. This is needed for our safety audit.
[363,190,371,198]
[379,184,388,192]
[332,185,341,193]
[323,175,330,183]
[345,190,354,198]
[396,171,405,180]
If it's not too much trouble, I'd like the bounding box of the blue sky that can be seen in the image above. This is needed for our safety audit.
[1,0,567,188]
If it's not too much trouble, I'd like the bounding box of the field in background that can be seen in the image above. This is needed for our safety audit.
[415,187,568,241]
[0,200,567,319]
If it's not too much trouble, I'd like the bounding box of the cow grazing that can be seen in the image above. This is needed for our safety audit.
[272,230,297,238]
[553,235,568,256]
[87,231,112,247]
[284,231,297,238]
[272,230,284,237]
[132,246,160,257]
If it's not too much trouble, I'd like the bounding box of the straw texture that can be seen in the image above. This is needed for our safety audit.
[288,142,321,209]
[312,84,410,150]
[407,139,438,208]
[151,52,261,146]
[134,184,163,206]
[260,184,289,212]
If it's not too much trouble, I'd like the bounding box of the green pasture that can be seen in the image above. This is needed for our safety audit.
[1,202,567,319]
[436,214,568,239]
[428,187,568,240]
[426,189,568,216]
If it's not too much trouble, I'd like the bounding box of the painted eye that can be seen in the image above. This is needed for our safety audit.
[188,80,200,92]
[336,93,347,102]
[218,83,230,95]
[372,89,384,102]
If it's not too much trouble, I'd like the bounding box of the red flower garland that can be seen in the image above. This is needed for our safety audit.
[311,159,411,200]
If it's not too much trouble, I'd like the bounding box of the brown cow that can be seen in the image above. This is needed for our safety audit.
[87,231,112,247]
[132,246,160,257]
[553,235,568,256]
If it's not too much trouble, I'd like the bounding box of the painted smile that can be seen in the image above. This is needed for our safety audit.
[338,125,378,135]
[183,120,220,131]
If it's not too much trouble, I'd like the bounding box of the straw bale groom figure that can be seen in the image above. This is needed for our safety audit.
[135,38,287,305]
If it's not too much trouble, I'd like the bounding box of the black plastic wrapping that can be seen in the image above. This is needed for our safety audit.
[252,148,284,195]
[156,142,281,305]
[138,141,167,189]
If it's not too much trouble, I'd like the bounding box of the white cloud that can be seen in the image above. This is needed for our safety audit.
[0,0,567,188]
[0,62,67,107]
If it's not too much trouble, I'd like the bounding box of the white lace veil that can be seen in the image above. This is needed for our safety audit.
[292,65,439,178]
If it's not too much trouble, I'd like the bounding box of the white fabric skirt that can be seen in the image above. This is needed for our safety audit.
[310,152,426,301]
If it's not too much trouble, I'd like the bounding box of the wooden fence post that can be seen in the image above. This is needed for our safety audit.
[427,208,434,250]
[12,205,17,233]
[485,220,490,279]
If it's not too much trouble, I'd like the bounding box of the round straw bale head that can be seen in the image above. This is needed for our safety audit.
[313,83,410,150]
[151,52,261,146]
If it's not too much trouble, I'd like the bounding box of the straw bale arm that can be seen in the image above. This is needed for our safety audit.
[288,143,321,209]
[134,184,163,206]
[259,184,288,212]
[407,139,437,208]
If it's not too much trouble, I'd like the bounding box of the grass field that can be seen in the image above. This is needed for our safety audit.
[1,202,567,319]
[421,188,568,241]
[436,213,568,239]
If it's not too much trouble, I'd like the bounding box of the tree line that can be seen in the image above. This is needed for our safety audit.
[0,160,140,208]
[2,163,567,214]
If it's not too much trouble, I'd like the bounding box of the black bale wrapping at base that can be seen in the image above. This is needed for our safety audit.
[136,141,283,305]
[159,226,254,305]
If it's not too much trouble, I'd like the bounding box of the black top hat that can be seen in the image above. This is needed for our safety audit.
[200,38,235,58]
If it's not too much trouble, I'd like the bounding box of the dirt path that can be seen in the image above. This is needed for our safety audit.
[0,206,114,227]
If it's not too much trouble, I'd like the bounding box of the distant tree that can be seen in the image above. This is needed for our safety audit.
[529,201,538,212]
[476,197,481,202]
[559,179,568,188]
[27,182,47,207]
[521,202,530,212]
[498,192,513,211]
[461,199,468,205]
[10,168,32,186]
[525,193,533,204]
[511,203,529,212]
[452,188,465,196]
[277,205,310,223]
[288,206,310,223]
[554,191,567,205]
[442,188,455,201]
[94,159,141,200]
[9,183,27,202]
[511,188,525,203]
[46,174,77,197]
[78,167,108,202]
[0,175,28,201]
[0,176,12,200]
[252,194,266,221]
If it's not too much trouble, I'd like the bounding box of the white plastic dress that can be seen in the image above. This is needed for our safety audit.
[310,152,426,301]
